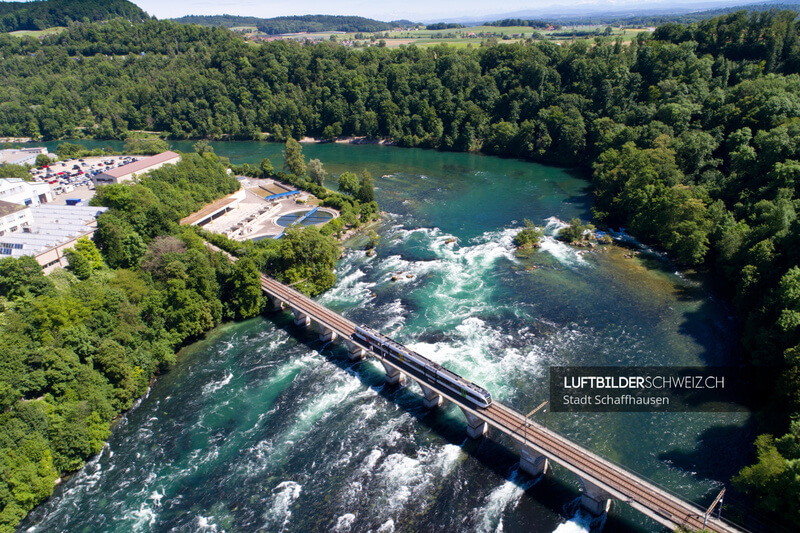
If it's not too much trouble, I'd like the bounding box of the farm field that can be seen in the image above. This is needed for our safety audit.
[241,24,653,48]
[9,26,66,37]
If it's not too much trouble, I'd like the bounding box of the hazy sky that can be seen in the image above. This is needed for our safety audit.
[129,0,735,22]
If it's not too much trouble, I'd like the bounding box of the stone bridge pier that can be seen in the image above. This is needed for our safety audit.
[266,296,284,313]
[519,446,549,477]
[319,326,337,343]
[579,478,613,516]
[346,341,365,362]
[461,409,488,439]
[419,383,443,409]
[291,308,310,327]
[381,361,406,385]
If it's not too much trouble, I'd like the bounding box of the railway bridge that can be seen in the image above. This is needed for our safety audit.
[208,243,743,532]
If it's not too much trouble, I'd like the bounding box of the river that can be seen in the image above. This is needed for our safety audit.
[21,141,751,532]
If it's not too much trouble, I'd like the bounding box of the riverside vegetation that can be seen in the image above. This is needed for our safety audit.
[1,8,800,526]
[0,143,362,531]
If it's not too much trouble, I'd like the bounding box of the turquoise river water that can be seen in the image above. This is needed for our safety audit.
[21,141,752,533]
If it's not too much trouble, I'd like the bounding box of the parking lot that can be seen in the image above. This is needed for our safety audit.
[28,154,141,194]
[49,182,97,206]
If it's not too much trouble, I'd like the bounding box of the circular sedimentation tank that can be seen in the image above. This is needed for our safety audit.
[275,209,333,228]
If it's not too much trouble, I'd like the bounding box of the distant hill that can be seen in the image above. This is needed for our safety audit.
[0,0,149,32]
[169,15,269,29]
[553,1,800,25]
[431,0,800,26]
[172,14,417,34]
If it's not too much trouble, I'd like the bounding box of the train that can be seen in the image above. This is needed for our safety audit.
[353,325,493,409]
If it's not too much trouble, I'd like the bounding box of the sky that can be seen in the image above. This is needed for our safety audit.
[128,0,743,23]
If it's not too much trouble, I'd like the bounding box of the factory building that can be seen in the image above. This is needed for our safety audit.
[93,151,181,185]
[0,200,34,236]
[0,147,49,166]
[0,178,53,207]
[0,204,109,273]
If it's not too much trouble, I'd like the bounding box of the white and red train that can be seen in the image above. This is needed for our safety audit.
[353,325,493,409]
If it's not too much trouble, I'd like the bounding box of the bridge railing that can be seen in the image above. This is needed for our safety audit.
[204,238,752,532]
[498,403,752,532]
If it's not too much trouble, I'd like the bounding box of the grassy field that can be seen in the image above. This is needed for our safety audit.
[9,26,66,38]
[244,24,653,48]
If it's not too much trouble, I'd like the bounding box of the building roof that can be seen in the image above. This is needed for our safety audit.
[0,147,47,165]
[0,199,25,217]
[0,204,108,258]
[99,151,180,179]
[180,193,240,226]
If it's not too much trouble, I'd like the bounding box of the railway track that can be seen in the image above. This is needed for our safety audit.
[203,244,742,533]
[258,272,738,532]
[486,403,737,532]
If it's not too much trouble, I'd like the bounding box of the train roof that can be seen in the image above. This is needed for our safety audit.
[356,324,491,398]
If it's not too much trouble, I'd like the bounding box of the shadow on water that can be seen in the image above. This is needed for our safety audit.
[658,423,757,487]
[677,297,740,366]
[656,422,794,533]
[272,312,669,533]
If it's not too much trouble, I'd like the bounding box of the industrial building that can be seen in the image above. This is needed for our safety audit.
[93,151,181,185]
[0,178,53,206]
[0,200,34,236]
[0,204,109,273]
[0,147,49,166]
[180,188,247,226]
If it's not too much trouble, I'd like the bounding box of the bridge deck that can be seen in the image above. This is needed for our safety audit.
[206,244,742,533]
[257,273,741,533]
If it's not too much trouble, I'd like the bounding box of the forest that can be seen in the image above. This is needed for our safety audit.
[0,144,351,531]
[485,19,558,29]
[0,0,148,33]
[0,8,799,525]
[172,14,411,35]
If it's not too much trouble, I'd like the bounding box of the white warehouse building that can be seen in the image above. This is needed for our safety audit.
[0,204,108,272]
[93,151,181,185]
[0,200,34,236]
[0,147,49,166]
[0,178,53,207]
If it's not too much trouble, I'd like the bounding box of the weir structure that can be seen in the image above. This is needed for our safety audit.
[206,243,743,533]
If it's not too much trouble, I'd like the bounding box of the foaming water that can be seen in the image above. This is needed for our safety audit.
[262,481,302,532]
[19,143,748,533]
[552,509,600,533]
[475,468,540,533]
[537,217,588,268]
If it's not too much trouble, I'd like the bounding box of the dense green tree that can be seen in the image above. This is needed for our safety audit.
[193,139,213,155]
[0,256,52,299]
[0,165,29,180]
[123,137,169,155]
[274,226,339,296]
[94,213,146,269]
[514,219,544,248]
[559,218,595,243]
[0,0,148,32]
[56,142,86,160]
[283,138,306,176]
[224,258,263,319]
[733,428,800,517]
[64,237,104,280]
[337,171,359,196]
[357,169,375,204]
[307,158,327,186]
[259,157,274,177]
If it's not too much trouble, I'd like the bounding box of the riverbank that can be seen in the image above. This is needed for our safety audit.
[16,140,753,533]
[298,135,397,146]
